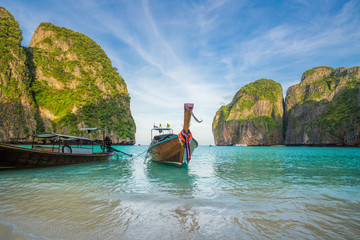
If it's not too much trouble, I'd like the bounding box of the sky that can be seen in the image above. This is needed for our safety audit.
[2,0,360,145]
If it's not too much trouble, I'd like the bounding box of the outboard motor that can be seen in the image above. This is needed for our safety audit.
[104,136,113,152]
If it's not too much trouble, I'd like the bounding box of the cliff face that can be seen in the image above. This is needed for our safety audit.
[212,79,284,145]
[0,7,38,141]
[285,66,360,146]
[212,67,360,146]
[0,8,135,144]
[29,23,135,144]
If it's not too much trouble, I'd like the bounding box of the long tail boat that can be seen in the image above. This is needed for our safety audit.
[0,128,128,170]
[145,103,202,168]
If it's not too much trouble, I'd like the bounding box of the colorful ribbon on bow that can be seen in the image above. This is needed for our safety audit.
[178,129,193,163]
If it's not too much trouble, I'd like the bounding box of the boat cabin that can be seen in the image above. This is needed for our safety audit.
[150,127,177,145]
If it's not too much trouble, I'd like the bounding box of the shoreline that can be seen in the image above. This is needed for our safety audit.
[2,141,359,147]
[0,222,38,240]
[0,141,135,146]
[213,144,359,147]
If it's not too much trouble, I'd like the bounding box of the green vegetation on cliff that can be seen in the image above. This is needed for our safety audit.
[29,22,135,141]
[0,8,135,143]
[285,66,360,146]
[0,7,22,59]
[0,7,40,140]
[303,66,334,77]
[213,79,282,128]
[318,87,359,128]
[0,7,25,100]
[212,78,284,146]
[238,78,281,103]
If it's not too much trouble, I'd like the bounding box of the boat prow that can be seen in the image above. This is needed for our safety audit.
[147,135,198,167]
[146,103,201,168]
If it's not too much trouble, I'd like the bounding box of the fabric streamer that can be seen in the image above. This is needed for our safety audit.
[178,129,192,163]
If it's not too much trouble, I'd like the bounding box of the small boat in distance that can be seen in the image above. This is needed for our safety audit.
[145,103,202,168]
[0,128,125,169]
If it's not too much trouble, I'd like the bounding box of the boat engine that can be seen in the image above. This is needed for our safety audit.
[101,135,132,157]
[104,136,112,152]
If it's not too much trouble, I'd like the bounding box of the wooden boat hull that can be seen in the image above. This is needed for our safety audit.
[147,136,198,167]
[0,143,114,169]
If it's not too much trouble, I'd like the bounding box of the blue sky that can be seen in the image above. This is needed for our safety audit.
[2,0,360,144]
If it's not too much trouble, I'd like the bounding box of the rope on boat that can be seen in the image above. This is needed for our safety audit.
[116,148,149,162]
[143,148,160,164]
[108,147,133,157]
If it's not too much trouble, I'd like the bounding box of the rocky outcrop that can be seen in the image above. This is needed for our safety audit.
[212,79,284,145]
[29,22,135,144]
[285,66,360,146]
[213,67,360,146]
[0,7,38,142]
[0,8,135,144]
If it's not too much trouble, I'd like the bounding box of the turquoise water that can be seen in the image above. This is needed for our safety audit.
[0,146,359,239]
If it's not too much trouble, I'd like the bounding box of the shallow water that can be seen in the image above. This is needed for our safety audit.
[0,146,359,239]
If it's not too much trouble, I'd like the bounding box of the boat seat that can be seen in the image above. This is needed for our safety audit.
[153,134,177,142]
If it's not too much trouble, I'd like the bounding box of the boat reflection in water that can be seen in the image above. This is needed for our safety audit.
[145,161,198,198]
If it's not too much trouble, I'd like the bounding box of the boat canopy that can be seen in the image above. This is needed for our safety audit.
[153,128,172,131]
[34,133,94,141]
[151,127,174,140]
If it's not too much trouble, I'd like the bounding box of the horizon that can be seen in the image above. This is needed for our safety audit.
[2,0,360,145]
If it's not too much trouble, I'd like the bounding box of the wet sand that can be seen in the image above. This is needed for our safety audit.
[0,223,35,240]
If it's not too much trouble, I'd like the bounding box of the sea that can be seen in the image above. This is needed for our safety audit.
[0,145,359,240]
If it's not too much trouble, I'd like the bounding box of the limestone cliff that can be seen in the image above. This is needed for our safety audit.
[0,8,135,144]
[0,7,38,142]
[212,79,284,145]
[29,22,135,144]
[285,66,360,146]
